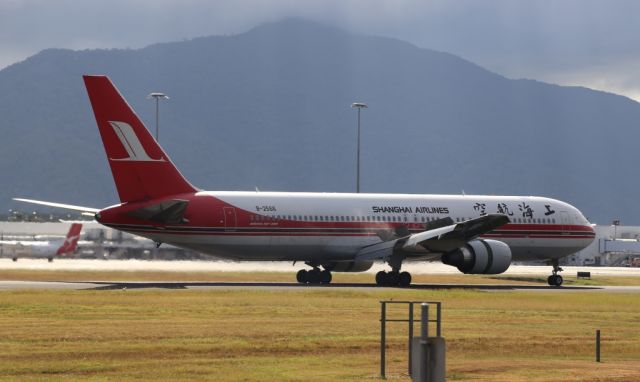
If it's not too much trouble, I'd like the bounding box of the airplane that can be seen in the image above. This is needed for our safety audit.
[14,75,596,287]
[0,223,82,262]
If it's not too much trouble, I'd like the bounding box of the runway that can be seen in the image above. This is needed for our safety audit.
[2,259,640,292]
[3,258,640,276]
[1,279,640,293]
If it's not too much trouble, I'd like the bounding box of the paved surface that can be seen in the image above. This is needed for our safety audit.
[2,259,640,276]
[2,259,639,292]
[1,280,640,293]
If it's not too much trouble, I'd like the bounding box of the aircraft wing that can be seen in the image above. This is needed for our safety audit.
[355,214,510,261]
[13,198,100,216]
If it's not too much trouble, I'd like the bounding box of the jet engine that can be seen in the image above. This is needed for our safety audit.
[441,239,512,274]
[322,261,374,272]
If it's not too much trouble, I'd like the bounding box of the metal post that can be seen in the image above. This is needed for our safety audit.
[408,303,414,375]
[436,302,442,337]
[381,301,386,377]
[420,303,429,380]
[154,97,159,141]
[148,92,169,142]
[351,102,367,193]
[421,303,429,339]
[357,108,360,193]
[596,330,601,362]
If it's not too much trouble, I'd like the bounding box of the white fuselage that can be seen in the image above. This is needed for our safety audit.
[110,191,595,264]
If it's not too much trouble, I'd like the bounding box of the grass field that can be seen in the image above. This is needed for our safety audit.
[0,271,639,381]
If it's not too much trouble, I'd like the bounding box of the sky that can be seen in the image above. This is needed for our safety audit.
[2,0,640,101]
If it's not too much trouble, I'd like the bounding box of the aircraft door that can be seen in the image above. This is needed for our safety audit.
[223,207,237,232]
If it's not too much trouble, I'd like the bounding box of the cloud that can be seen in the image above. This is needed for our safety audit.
[2,0,640,101]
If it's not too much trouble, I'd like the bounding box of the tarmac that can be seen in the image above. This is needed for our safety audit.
[1,259,639,292]
[2,258,640,276]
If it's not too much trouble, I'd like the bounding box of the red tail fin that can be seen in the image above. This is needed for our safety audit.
[83,75,197,203]
[56,223,82,255]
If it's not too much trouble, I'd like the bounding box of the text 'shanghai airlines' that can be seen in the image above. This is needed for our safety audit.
[15,76,596,287]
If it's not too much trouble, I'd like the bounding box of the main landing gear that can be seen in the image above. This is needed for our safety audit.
[296,264,332,285]
[375,255,412,287]
[547,259,564,287]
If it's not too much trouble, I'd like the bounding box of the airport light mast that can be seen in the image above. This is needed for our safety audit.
[351,102,368,193]
[147,92,169,141]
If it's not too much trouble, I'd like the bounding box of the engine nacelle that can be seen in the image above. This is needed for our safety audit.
[441,239,512,274]
[322,261,374,273]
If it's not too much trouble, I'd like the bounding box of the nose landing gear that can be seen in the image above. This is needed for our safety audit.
[548,259,564,287]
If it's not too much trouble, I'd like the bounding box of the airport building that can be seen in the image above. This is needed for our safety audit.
[565,223,640,267]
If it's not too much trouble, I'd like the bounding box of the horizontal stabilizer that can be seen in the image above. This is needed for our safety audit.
[13,198,100,214]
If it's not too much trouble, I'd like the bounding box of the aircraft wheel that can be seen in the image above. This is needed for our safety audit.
[386,272,399,287]
[48,257,53,262]
[375,271,387,286]
[548,275,563,287]
[398,271,412,287]
[554,275,563,287]
[307,269,321,284]
[12,257,17,262]
[296,269,308,284]
[320,270,332,284]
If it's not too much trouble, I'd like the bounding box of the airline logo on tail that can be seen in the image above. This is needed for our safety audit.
[108,121,165,162]
[56,223,82,255]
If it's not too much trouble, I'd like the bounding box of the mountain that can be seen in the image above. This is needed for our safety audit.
[1,19,639,224]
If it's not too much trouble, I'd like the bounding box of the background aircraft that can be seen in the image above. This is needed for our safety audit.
[0,223,82,262]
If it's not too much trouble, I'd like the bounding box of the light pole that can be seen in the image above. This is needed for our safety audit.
[351,102,368,193]
[147,92,169,141]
